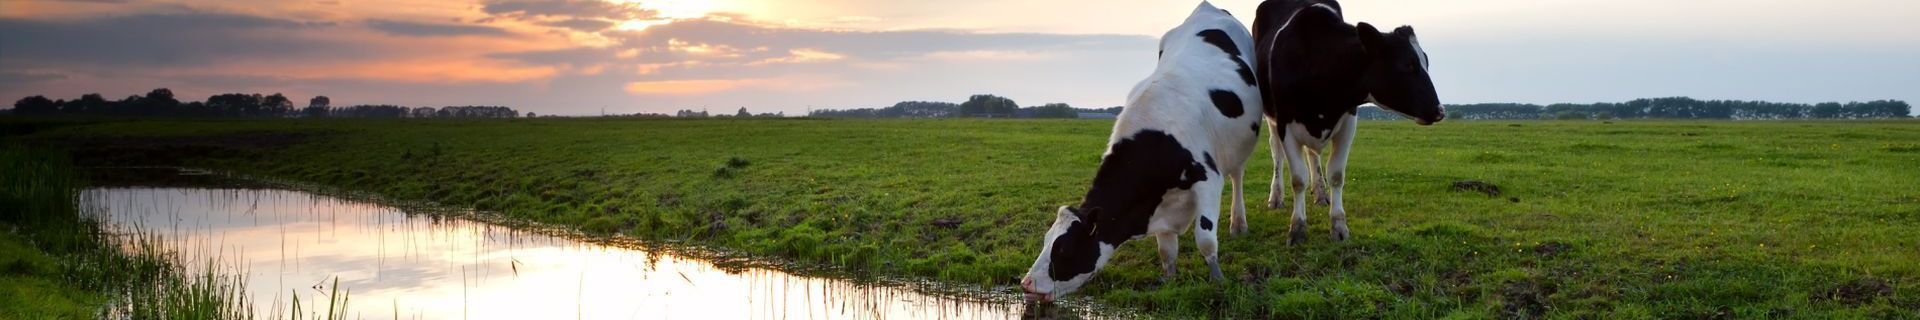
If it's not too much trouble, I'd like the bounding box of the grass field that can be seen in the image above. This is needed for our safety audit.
[11,118,1919,318]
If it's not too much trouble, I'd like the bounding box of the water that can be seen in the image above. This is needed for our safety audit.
[83,186,1068,319]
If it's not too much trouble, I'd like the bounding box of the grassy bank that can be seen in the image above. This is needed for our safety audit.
[0,146,252,319]
[13,118,1920,318]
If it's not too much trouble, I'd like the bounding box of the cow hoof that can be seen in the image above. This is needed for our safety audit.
[1229,224,1248,236]
[1265,198,1282,209]
[1286,227,1308,245]
[1331,221,1350,242]
[1208,267,1225,282]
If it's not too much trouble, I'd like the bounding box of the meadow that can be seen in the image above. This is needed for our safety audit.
[8,118,1919,318]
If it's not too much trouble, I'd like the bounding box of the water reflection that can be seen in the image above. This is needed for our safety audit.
[83,187,1065,319]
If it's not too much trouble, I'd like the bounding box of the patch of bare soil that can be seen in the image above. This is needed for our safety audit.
[1451,180,1503,197]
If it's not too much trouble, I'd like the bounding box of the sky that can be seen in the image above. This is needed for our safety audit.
[1,0,1916,115]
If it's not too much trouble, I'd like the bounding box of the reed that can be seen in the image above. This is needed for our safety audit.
[0,145,255,319]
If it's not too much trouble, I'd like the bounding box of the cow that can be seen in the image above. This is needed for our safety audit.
[1251,0,1445,244]
[1019,1,1262,302]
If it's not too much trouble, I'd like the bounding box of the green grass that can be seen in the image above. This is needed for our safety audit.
[13,118,1920,318]
[0,231,103,319]
[0,145,254,320]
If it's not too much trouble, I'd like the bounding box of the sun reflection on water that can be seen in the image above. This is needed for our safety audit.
[82,187,1042,319]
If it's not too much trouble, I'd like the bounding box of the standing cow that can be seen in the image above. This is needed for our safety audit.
[1020,1,1261,302]
[1251,0,1445,244]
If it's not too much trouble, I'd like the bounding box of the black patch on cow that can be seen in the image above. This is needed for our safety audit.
[1196,29,1258,86]
[1199,216,1214,231]
[1197,29,1243,56]
[1252,121,1261,133]
[1047,218,1100,280]
[1202,152,1219,174]
[1210,90,1244,118]
[1253,0,1369,140]
[1231,59,1256,86]
[1075,130,1208,247]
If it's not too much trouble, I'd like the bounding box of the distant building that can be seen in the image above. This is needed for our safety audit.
[1077,112,1118,119]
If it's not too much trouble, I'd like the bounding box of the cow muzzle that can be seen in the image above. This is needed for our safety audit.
[1021,276,1054,302]
[1418,112,1444,126]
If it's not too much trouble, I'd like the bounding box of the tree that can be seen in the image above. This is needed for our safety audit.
[736,107,751,117]
[1812,102,1844,118]
[12,96,57,115]
[309,96,331,109]
[262,94,294,117]
[960,94,1018,117]
[64,93,108,114]
[527,112,537,118]
[411,107,436,118]
[295,95,329,118]
[206,93,262,116]
[1028,103,1078,118]
[139,88,180,116]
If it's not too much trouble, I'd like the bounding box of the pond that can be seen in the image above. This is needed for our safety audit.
[82,175,1091,319]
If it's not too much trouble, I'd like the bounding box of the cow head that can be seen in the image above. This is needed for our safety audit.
[1357,23,1444,125]
[1021,206,1113,302]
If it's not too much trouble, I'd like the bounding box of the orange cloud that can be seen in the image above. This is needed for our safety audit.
[623,76,850,96]
[171,58,559,83]
[746,48,845,66]
[623,79,754,95]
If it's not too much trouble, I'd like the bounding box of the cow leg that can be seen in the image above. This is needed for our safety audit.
[1154,232,1179,284]
[1193,180,1225,281]
[1265,120,1288,209]
[1281,133,1314,245]
[1226,171,1249,236]
[1311,149,1331,205]
[1326,115,1358,241]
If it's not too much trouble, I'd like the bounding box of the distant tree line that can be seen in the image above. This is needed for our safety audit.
[1359,97,1911,121]
[670,107,785,118]
[807,94,1120,119]
[10,89,519,119]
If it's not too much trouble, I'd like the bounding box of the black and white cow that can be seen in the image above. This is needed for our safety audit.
[1020,1,1261,302]
[1251,0,1445,244]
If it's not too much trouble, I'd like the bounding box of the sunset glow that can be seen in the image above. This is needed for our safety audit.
[625,0,718,19]
[1,0,1915,115]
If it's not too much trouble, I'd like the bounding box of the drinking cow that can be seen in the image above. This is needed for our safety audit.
[1020,1,1261,302]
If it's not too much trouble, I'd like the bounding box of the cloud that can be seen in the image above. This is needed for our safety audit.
[486,47,614,66]
[486,18,1151,73]
[365,19,509,37]
[916,50,1056,62]
[0,8,572,89]
[481,0,656,20]
[623,79,752,95]
[538,18,615,32]
[0,71,69,88]
[0,5,1160,115]
[611,19,1148,63]
[623,76,851,96]
[0,12,333,68]
[746,49,845,66]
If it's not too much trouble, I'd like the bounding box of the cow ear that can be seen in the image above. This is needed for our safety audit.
[1356,22,1386,55]
[1393,25,1416,37]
